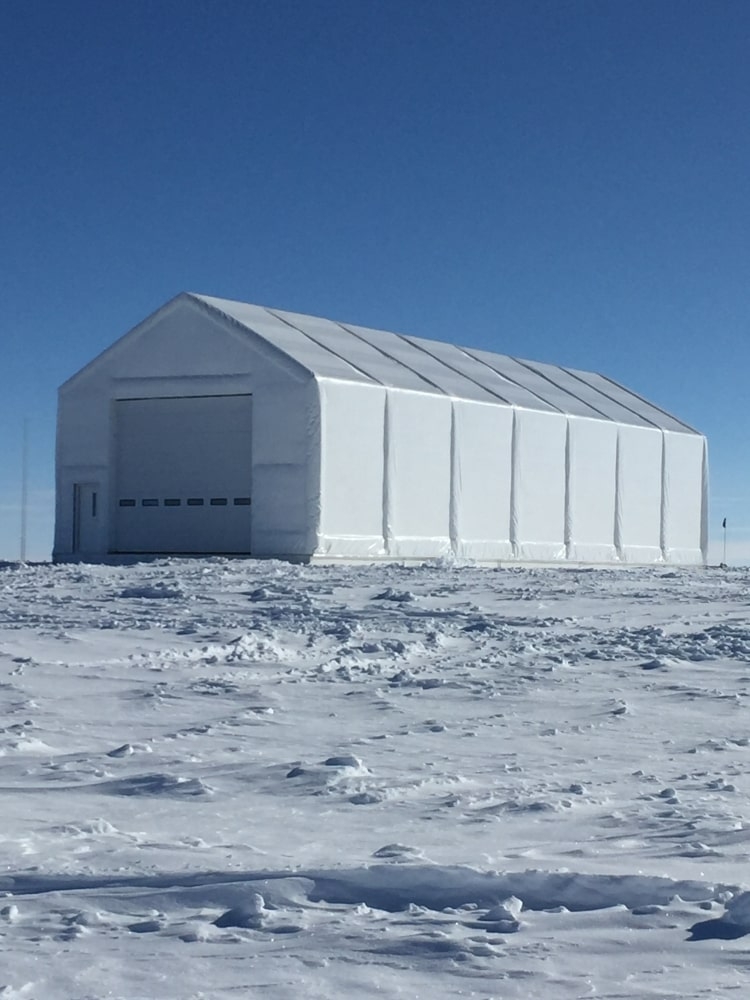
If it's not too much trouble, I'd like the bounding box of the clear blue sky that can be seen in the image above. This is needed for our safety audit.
[2,0,748,561]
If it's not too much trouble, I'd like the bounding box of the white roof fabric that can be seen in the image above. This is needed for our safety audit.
[192,293,696,434]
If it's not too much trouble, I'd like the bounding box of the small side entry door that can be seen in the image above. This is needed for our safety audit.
[73,483,100,554]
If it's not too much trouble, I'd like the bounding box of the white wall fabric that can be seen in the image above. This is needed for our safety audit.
[512,409,567,561]
[566,417,618,563]
[451,400,513,560]
[317,379,386,557]
[662,430,708,565]
[247,374,319,559]
[616,425,663,562]
[385,390,452,558]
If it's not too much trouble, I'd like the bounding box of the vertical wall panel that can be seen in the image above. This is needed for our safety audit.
[385,390,452,558]
[451,400,513,560]
[617,425,663,562]
[566,417,618,563]
[317,379,386,557]
[512,409,567,561]
[662,430,708,564]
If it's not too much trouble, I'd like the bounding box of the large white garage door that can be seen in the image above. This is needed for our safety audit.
[114,395,253,554]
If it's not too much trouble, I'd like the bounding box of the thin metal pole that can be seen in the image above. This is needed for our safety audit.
[20,419,28,563]
[723,520,727,567]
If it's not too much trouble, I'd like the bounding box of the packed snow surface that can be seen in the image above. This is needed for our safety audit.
[2,558,750,998]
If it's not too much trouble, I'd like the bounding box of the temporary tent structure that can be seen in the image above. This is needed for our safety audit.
[54,293,708,565]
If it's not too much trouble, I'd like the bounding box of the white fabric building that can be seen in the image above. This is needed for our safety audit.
[54,293,708,565]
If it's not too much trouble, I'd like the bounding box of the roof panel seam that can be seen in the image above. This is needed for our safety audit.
[265,309,380,385]
[510,356,613,421]
[559,366,661,429]
[565,368,684,434]
[400,335,513,404]
[336,323,444,395]
[188,295,700,433]
[594,371,699,434]
[459,346,566,414]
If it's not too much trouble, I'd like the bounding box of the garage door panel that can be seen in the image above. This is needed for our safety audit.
[114,395,252,553]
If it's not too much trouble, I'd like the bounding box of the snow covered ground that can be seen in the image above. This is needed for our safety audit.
[2,558,750,999]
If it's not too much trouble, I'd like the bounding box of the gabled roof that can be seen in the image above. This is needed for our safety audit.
[191,293,697,434]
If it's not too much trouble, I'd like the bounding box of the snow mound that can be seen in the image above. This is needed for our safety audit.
[94,774,212,798]
[119,584,185,600]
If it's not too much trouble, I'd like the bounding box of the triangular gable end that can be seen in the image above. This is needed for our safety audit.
[59,293,315,396]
